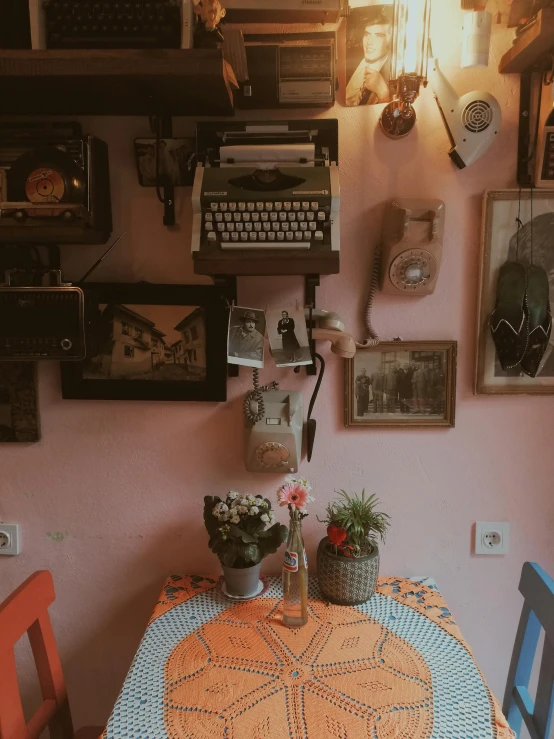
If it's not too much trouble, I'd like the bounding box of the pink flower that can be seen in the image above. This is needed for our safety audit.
[277,482,311,511]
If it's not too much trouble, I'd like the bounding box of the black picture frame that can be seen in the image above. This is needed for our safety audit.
[60,283,228,402]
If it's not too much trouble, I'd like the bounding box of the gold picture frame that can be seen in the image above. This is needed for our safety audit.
[476,189,554,395]
[345,341,457,428]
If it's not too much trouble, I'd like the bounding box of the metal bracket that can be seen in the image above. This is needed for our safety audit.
[214,275,239,377]
[149,114,175,227]
[303,274,319,377]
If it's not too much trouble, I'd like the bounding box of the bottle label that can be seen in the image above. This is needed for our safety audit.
[303,551,308,569]
[284,550,299,572]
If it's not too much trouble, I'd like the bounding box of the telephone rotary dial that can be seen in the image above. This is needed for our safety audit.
[255,441,292,470]
[389,249,437,291]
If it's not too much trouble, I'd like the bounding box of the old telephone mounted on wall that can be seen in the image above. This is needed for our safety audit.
[243,309,355,473]
[380,199,446,297]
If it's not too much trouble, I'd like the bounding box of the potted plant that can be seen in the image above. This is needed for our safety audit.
[317,490,390,605]
[204,491,288,598]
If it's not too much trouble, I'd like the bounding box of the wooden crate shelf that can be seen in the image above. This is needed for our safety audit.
[500,9,554,74]
[0,48,234,116]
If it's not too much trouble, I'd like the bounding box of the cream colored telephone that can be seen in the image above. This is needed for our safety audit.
[381,199,446,296]
[244,309,355,472]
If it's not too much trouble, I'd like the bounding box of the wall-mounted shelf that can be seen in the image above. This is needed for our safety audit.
[0,48,234,116]
[193,249,339,277]
[499,9,554,74]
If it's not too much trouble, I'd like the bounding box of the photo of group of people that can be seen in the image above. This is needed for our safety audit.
[346,343,457,427]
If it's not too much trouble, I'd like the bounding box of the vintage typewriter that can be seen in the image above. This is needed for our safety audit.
[192,120,340,276]
[42,0,183,49]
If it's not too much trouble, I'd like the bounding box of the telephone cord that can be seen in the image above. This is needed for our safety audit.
[243,368,278,424]
[356,246,381,348]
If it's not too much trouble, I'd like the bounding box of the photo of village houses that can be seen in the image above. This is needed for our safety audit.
[83,304,207,381]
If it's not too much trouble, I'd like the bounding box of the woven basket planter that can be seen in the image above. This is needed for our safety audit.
[317,537,380,606]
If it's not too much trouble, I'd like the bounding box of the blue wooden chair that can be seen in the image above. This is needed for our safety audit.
[503,562,554,739]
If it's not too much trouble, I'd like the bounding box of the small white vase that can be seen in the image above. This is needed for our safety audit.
[222,562,262,597]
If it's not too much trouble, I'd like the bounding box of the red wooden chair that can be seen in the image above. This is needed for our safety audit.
[0,570,103,739]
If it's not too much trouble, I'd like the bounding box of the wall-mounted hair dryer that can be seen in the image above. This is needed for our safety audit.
[427,57,502,169]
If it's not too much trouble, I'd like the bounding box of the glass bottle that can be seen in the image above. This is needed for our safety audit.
[282,512,308,628]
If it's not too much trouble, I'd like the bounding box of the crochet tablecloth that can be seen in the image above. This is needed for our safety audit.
[104,575,513,739]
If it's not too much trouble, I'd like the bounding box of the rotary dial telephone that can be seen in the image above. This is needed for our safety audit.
[381,198,446,296]
[243,309,355,473]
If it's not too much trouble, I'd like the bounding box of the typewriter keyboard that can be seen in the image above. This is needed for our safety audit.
[203,200,331,250]
[43,0,182,49]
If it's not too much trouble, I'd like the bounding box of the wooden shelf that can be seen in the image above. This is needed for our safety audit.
[193,249,339,277]
[0,49,234,116]
[499,8,554,74]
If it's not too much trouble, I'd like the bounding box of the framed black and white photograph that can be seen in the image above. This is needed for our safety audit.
[134,138,195,187]
[345,1,394,107]
[227,306,266,369]
[345,341,457,427]
[0,363,40,443]
[267,308,312,368]
[61,284,228,402]
[476,190,554,395]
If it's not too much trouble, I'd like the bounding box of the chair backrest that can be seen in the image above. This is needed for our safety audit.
[503,562,554,739]
[0,571,74,739]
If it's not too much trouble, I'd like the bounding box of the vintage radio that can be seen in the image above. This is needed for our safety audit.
[0,122,112,245]
[237,34,336,109]
[0,272,86,361]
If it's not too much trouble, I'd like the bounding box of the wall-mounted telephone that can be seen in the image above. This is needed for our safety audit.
[244,382,303,474]
[243,309,354,472]
[380,199,446,297]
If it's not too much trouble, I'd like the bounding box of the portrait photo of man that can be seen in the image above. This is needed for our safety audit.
[345,4,393,107]
[227,307,266,369]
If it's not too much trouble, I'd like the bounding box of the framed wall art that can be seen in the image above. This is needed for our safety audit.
[345,341,457,428]
[476,190,554,395]
[345,0,394,107]
[61,283,228,402]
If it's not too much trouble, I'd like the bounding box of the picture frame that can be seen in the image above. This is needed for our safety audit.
[476,189,554,395]
[345,341,457,428]
[61,283,228,402]
[345,1,394,108]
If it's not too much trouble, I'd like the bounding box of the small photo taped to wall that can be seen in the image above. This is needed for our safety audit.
[267,308,313,368]
[134,138,196,187]
[228,306,266,369]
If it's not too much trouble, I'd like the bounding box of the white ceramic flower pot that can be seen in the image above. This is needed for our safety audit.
[222,562,262,597]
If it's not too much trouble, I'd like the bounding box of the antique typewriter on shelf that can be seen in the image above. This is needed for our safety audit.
[191,120,340,276]
[41,0,183,48]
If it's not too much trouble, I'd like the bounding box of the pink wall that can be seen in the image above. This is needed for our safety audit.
[2,1,554,726]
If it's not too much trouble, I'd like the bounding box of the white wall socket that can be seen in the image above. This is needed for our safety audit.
[0,524,20,556]
[475,522,509,555]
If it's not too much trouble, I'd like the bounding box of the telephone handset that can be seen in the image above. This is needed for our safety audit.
[244,310,354,472]
[380,199,446,296]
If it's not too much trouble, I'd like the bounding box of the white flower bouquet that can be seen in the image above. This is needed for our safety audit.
[204,491,288,568]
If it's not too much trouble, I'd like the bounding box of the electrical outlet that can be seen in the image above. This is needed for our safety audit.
[0,524,20,556]
[475,522,509,555]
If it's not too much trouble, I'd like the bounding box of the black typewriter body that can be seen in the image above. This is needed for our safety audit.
[43,0,182,49]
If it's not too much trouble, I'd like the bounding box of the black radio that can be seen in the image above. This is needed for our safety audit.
[0,273,86,361]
